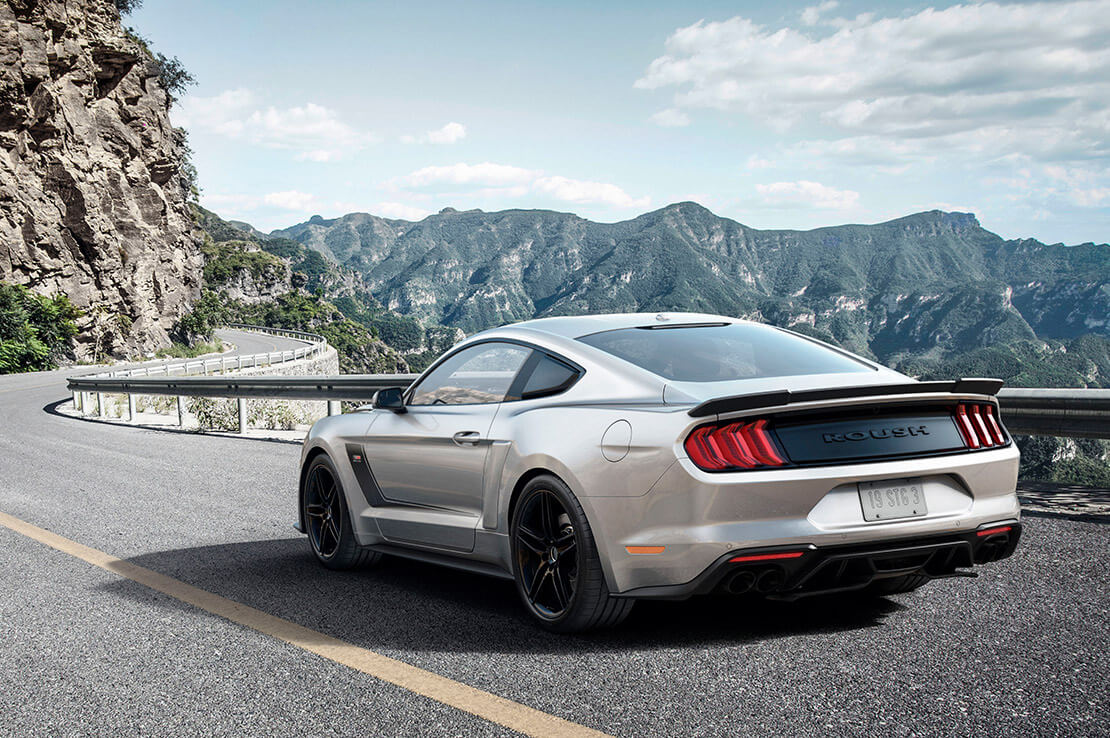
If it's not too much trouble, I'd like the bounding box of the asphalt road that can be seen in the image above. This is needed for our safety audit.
[0,331,1106,737]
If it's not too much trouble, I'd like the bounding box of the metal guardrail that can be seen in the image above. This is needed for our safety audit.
[64,358,1110,439]
[68,324,334,432]
[90,324,329,380]
[66,374,417,400]
[996,388,1110,439]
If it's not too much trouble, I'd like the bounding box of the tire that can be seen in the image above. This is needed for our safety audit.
[510,474,634,632]
[867,573,930,595]
[302,454,380,571]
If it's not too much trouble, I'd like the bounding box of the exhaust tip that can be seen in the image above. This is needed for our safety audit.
[755,568,785,593]
[725,570,757,594]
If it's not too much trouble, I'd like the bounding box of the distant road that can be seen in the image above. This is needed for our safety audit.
[0,328,1105,737]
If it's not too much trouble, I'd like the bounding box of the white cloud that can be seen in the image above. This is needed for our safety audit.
[533,176,651,209]
[390,162,649,209]
[263,190,320,211]
[1043,164,1110,206]
[174,88,255,136]
[394,162,542,189]
[650,108,691,127]
[801,1,838,26]
[928,201,979,214]
[756,180,860,210]
[636,2,1110,167]
[746,154,773,170]
[296,150,338,163]
[201,190,322,215]
[175,90,374,161]
[201,193,262,211]
[374,202,433,220]
[401,122,468,144]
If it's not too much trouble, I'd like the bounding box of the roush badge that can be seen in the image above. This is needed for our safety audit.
[822,425,930,443]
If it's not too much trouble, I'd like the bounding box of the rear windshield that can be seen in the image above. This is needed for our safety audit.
[578,323,873,382]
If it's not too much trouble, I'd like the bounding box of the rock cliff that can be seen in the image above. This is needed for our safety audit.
[0,0,201,359]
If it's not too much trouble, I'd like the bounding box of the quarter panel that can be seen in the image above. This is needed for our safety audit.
[490,400,689,594]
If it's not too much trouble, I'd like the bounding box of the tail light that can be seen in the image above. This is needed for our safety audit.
[684,418,787,471]
[954,403,1007,450]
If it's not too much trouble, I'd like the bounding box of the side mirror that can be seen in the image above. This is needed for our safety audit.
[373,387,407,413]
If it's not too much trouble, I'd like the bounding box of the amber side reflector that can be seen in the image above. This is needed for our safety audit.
[977,525,1012,537]
[625,546,666,555]
[729,551,805,563]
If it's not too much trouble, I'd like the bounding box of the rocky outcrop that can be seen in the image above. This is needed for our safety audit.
[0,0,201,359]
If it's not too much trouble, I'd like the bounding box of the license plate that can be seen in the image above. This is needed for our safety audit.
[858,478,927,522]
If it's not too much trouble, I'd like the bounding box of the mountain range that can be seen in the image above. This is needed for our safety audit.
[257,203,1108,379]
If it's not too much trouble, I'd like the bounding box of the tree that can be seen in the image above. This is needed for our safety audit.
[153,53,195,101]
[115,0,143,14]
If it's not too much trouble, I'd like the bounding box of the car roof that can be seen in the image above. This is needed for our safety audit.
[480,312,748,340]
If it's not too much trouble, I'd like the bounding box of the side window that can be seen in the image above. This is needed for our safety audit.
[515,353,581,400]
[409,343,531,406]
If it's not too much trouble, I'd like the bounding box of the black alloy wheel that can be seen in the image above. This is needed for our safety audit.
[515,489,579,617]
[304,462,344,560]
[301,454,380,570]
[510,475,634,632]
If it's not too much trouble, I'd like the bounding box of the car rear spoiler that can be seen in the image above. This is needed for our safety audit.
[687,378,1004,418]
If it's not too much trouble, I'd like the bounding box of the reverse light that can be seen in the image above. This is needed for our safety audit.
[729,551,805,563]
[684,418,788,471]
[954,403,1007,450]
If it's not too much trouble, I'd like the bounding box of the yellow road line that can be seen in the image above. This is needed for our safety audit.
[0,510,612,738]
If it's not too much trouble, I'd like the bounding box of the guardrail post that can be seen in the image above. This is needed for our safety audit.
[96,392,104,418]
[177,396,185,428]
[127,393,135,421]
[73,391,81,412]
[327,401,340,416]
[237,356,243,370]
[238,398,247,434]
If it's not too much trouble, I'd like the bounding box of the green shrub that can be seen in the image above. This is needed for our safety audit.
[174,290,231,343]
[202,241,286,286]
[135,395,177,414]
[0,283,81,374]
[188,397,238,431]
[155,340,224,359]
[248,400,305,430]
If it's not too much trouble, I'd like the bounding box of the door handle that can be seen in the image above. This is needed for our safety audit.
[452,431,481,446]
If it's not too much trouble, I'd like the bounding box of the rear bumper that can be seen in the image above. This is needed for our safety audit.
[580,443,1021,594]
[615,521,1021,600]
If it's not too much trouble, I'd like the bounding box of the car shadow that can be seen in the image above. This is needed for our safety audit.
[100,537,905,655]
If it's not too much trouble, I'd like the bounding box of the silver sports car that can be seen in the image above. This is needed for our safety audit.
[297,313,1021,631]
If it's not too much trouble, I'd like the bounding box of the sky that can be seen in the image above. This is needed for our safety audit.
[129,0,1109,243]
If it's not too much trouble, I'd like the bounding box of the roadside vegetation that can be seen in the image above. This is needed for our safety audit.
[1016,436,1110,487]
[180,207,459,374]
[0,283,81,374]
[154,340,224,359]
[900,336,1110,389]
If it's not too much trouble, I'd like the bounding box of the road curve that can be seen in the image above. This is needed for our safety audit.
[0,330,1106,737]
